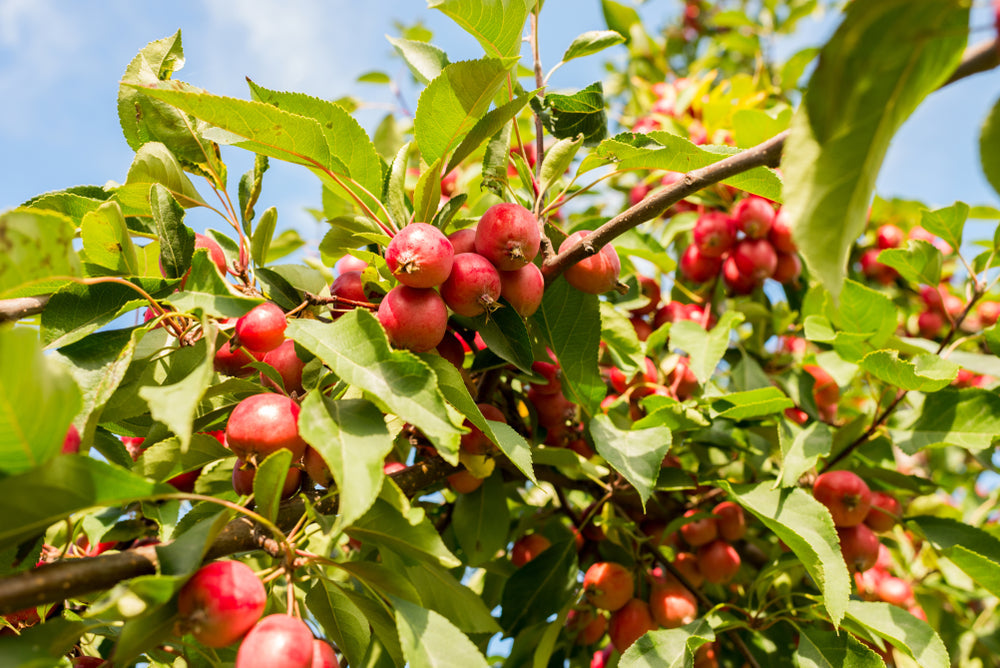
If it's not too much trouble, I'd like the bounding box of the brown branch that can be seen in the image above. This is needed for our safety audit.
[0,456,457,615]
[0,295,51,325]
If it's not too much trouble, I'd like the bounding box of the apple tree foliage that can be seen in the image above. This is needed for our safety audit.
[1,0,1000,666]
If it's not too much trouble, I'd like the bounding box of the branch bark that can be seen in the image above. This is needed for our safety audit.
[0,295,50,325]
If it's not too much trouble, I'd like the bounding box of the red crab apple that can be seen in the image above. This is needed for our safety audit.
[235,614,315,668]
[500,262,545,317]
[771,252,802,284]
[460,403,506,455]
[768,208,796,253]
[877,576,914,607]
[732,196,775,239]
[447,227,477,255]
[559,231,622,294]
[865,492,901,532]
[566,608,608,645]
[62,424,81,454]
[214,340,261,377]
[813,470,872,527]
[722,254,757,294]
[311,639,340,668]
[385,222,455,288]
[838,524,880,572]
[235,303,287,354]
[876,224,905,250]
[649,581,698,628]
[377,285,448,352]
[680,244,723,283]
[447,469,483,494]
[260,339,305,395]
[608,598,656,651]
[329,270,368,315]
[475,202,541,270]
[232,459,302,497]
[511,533,551,567]
[226,393,308,464]
[177,560,266,648]
[692,211,736,257]
[630,275,661,316]
[713,501,746,541]
[680,509,718,547]
[71,659,107,668]
[440,253,502,317]
[673,552,704,588]
[698,540,741,584]
[335,255,367,274]
[732,238,778,282]
[583,562,634,612]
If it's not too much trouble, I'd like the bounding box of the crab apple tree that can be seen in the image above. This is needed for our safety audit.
[2,1,1000,667]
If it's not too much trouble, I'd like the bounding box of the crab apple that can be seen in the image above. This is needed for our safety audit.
[713,501,746,541]
[722,254,757,294]
[232,459,301,497]
[919,285,945,311]
[196,233,228,275]
[177,560,266,648]
[876,224,905,250]
[260,339,305,395]
[527,387,575,428]
[560,231,622,294]
[877,576,914,607]
[772,251,802,284]
[568,438,596,459]
[511,533,551,567]
[785,406,810,425]
[214,340,261,377]
[813,470,871,527]
[680,243,723,283]
[769,208,797,253]
[698,539,741,584]
[71,659,107,668]
[649,581,698,628]
[732,196,775,239]
[680,509,718,547]
[377,285,448,352]
[631,315,653,341]
[329,270,368,310]
[303,447,333,489]
[440,253,502,317]
[62,424,81,454]
[226,393,308,464]
[235,303,287,354]
[335,254,368,275]
[122,436,146,461]
[475,202,541,270]
[385,222,455,288]
[447,469,483,494]
[447,227,477,255]
[732,238,778,282]
[667,357,700,400]
[978,300,1000,326]
[916,309,944,339]
[692,211,736,257]
[909,226,953,254]
[500,262,545,317]
[440,169,459,197]
[460,403,505,455]
[509,142,538,174]
[859,248,897,285]
[608,598,656,651]
[865,492,901,532]
[383,461,407,476]
[629,182,650,206]
[566,608,608,645]
[436,330,466,369]
[838,524,880,572]
[673,552,704,588]
[583,562,634,612]
[530,361,561,395]
[311,640,340,668]
[628,275,661,317]
[235,614,315,668]
[804,365,839,422]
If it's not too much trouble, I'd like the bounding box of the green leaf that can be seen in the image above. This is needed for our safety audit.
[446,90,537,174]
[428,0,531,58]
[620,620,715,668]
[980,95,1000,201]
[452,471,509,566]
[341,589,405,666]
[489,421,536,484]
[601,0,641,45]
[413,157,444,224]
[876,240,942,286]
[431,193,468,231]
[150,184,195,280]
[538,134,583,195]
[561,30,626,63]
[387,36,450,85]
[0,619,91,666]
[393,596,490,668]
[166,252,260,318]
[920,201,968,253]
[0,208,80,297]
[780,0,969,299]
[721,481,850,626]
[500,539,579,635]
[318,216,391,267]
[859,350,958,393]
[415,58,516,167]
[889,388,1000,454]
[239,153,269,233]
[481,120,513,197]
[732,108,791,149]
[308,582,372,668]
[908,515,1000,599]
[455,306,533,372]
[0,328,82,476]
[600,301,645,374]
[403,561,501,634]
[110,596,179,665]
[80,201,140,275]
[531,277,605,417]
[253,449,294,524]
[138,333,215,453]
[846,600,949,668]
[386,142,412,230]
[794,626,887,668]
[535,82,608,146]
[114,142,207,216]
[590,414,671,508]
[710,387,794,421]
[838,279,895,345]
[347,488,460,568]
[251,206,278,266]
[299,394,392,528]
[0,457,173,548]
[133,433,231,485]
[779,421,833,488]
[287,314,463,462]
[670,311,745,384]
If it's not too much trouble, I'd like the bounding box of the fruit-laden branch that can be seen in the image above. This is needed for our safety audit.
[0,457,457,615]
[541,36,1000,284]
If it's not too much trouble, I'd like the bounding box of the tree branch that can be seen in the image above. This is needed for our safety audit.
[0,295,51,325]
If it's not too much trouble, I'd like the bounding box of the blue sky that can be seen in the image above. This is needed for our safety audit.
[1,0,999,247]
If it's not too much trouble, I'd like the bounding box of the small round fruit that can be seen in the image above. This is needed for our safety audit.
[312,639,340,668]
[680,244,723,283]
[500,263,545,317]
[559,231,621,294]
[630,275,661,316]
[697,540,741,584]
[732,196,775,239]
[232,459,301,498]
[876,224,905,250]
[196,233,229,275]
[673,552,704,588]
[608,598,656,651]
[377,285,448,352]
[475,202,541,270]
[732,238,778,282]
[260,339,305,395]
[722,254,757,294]
[62,424,81,454]
[460,403,505,455]
[235,303,287,354]
[692,211,736,257]
[215,340,260,377]
[772,252,802,284]
[71,659,107,668]
[583,562,634,612]
[335,255,368,274]
[838,524,880,572]
[235,614,314,668]
[768,208,796,253]
[177,560,266,647]
[226,393,308,464]
[440,253,502,317]
[530,361,561,395]
[865,492,901,532]
[447,227,477,255]
[566,608,608,646]
[813,470,872,527]
[649,581,698,628]
[680,510,718,547]
[447,469,483,494]
[329,270,368,315]
[713,501,746,541]
[385,223,455,288]
[877,576,914,606]
[511,533,551,567]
